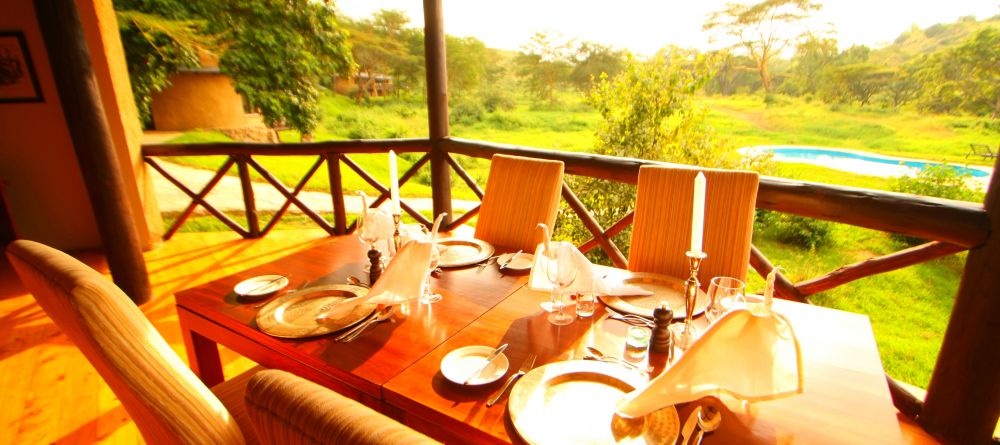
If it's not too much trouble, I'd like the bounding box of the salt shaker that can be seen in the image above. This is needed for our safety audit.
[650,302,673,354]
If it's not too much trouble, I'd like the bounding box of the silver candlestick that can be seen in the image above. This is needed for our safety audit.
[675,250,707,350]
[392,213,401,254]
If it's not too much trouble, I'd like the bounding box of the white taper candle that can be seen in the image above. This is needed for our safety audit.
[389,150,400,214]
[691,172,706,254]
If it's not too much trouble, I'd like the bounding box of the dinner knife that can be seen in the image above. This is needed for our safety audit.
[487,353,536,407]
[464,343,509,384]
[498,250,522,271]
[680,406,702,445]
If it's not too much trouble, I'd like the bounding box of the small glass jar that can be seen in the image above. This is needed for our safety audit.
[625,325,651,361]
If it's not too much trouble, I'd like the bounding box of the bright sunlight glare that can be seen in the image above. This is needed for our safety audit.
[336,0,999,55]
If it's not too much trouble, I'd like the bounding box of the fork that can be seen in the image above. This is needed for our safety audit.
[477,256,499,272]
[605,307,655,327]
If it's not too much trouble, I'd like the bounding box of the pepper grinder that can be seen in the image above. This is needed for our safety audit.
[650,303,674,355]
[368,249,383,284]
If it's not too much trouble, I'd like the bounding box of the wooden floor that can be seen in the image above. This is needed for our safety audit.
[0,229,941,444]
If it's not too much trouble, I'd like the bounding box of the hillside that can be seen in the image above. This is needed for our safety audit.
[874,14,1000,65]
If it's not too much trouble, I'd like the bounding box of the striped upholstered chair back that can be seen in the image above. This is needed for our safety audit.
[629,165,760,287]
[474,154,564,251]
[6,240,247,445]
[244,369,438,444]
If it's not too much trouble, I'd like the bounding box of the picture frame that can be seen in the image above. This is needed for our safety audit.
[0,30,43,103]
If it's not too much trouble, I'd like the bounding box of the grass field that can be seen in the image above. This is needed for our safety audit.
[157,91,998,388]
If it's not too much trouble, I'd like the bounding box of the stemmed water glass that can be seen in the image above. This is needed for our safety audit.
[706,276,745,323]
[546,243,577,326]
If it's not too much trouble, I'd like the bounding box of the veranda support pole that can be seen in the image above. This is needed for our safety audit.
[34,0,152,304]
[423,0,452,226]
[921,155,1000,444]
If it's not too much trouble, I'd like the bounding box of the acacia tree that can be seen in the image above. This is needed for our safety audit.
[569,42,625,91]
[788,32,837,96]
[703,0,821,92]
[515,32,574,103]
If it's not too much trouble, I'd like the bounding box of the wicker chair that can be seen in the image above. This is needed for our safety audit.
[474,154,564,252]
[629,165,760,287]
[6,239,258,445]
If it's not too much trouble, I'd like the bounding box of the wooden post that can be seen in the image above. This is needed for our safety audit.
[326,153,347,234]
[34,0,151,304]
[920,156,1000,444]
[423,0,452,225]
[235,155,260,238]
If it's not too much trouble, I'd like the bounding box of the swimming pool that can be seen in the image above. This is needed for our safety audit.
[755,146,990,178]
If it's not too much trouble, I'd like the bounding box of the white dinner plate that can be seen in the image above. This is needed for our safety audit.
[440,345,510,385]
[234,275,289,298]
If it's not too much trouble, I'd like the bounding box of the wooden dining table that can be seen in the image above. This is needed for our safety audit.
[174,234,908,444]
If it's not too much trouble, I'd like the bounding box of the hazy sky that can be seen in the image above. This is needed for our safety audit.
[336,0,999,55]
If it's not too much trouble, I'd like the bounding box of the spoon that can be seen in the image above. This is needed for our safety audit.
[347,276,370,288]
[691,405,722,445]
[584,346,650,375]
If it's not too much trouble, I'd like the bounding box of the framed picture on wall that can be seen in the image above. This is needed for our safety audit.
[0,30,43,103]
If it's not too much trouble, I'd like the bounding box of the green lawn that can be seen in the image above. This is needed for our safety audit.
[157,91,996,389]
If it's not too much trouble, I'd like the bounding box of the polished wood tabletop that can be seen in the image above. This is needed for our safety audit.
[175,234,906,444]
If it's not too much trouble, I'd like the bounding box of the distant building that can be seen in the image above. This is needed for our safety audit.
[149,54,274,142]
[333,72,394,97]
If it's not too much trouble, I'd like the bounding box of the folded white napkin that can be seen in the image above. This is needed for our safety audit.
[527,242,653,297]
[615,307,803,418]
[315,241,432,321]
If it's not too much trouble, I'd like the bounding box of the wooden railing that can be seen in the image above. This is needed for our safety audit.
[144,137,990,304]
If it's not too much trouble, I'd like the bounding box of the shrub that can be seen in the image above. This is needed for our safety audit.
[481,89,517,113]
[484,112,525,131]
[756,210,833,250]
[450,98,485,124]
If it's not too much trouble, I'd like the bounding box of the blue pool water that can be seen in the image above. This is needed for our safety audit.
[764,147,990,178]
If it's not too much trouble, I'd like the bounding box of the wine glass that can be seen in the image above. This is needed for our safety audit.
[358,210,382,250]
[546,243,577,326]
[706,276,745,323]
[539,243,559,312]
[419,242,442,304]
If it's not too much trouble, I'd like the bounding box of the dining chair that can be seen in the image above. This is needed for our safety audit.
[244,369,439,444]
[5,239,258,445]
[474,154,565,252]
[629,165,760,286]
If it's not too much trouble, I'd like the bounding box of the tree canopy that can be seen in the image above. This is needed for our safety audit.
[704,0,822,92]
[116,0,354,138]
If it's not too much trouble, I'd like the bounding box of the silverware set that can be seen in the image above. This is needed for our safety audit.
[334,306,394,342]
[680,405,721,445]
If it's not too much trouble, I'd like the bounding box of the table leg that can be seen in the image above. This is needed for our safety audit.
[179,311,225,387]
